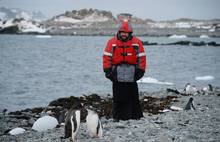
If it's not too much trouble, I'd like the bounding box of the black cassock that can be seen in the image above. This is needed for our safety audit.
[112,81,143,120]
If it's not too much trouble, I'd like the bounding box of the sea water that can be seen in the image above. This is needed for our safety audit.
[0,35,220,111]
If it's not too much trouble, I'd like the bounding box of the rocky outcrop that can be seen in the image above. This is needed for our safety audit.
[142,40,220,46]
[0,25,19,34]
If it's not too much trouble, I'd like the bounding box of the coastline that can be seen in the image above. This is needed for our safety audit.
[1,87,220,142]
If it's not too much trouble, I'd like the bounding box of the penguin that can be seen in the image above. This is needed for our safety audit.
[86,109,103,138]
[201,84,213,95]
[184,97,196,110]
[184,83,199,95]
[65,109,80,141]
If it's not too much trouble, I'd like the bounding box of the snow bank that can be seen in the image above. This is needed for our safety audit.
[9,127,25,135]
[137,77,173,85]
[32,116,58,132]
[169,34,187,39]
[195,76,214,81]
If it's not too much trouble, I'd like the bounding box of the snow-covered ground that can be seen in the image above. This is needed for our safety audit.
[0,19,46,33]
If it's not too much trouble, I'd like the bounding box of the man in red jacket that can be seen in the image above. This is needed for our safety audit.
[103,20,147,121]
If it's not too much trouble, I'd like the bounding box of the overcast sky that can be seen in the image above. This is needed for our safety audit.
[0,0,220,21]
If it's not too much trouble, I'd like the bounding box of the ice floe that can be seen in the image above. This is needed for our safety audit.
[137,77,173,85]
[195,76,214,81]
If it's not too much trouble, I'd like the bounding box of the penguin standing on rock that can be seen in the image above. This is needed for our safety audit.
[86,109,103,138]
[65,109,81,141]
[184,97,196,110]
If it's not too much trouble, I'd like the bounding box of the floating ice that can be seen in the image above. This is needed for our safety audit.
[35,35,52,38]
[195,76,214,81]
[32,116,58,132]
[200,34,209,39]
[9,127,25,135]
[169,34,187,39]
[137,77,173,85]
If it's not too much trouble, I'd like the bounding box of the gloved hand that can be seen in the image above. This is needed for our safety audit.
[134,68,145,81]
[104,68,115,82]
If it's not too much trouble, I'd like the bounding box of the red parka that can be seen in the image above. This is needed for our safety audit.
[103,36,147,72]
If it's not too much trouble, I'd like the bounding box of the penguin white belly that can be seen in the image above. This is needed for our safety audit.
[86,110,103,138]
[70,110,80,141]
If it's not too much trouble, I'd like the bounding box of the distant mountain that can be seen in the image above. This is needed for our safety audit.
[0,7,46,21]
[1,8,220,36]
[43,8,116,29]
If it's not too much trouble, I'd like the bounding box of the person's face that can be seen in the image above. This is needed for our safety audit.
[120,32,129,39]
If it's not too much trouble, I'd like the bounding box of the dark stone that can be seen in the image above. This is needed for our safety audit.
[0,25,19,34]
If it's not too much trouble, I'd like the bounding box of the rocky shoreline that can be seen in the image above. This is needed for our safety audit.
[0,85,220,142]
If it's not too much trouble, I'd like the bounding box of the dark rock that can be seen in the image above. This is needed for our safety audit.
[191,41,206,46]
[208,41,220,46]
[140,96,178,114]
[142,41,158,45]
[0,25,19,34]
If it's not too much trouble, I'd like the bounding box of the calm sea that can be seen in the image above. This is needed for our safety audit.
[0,35,220,111]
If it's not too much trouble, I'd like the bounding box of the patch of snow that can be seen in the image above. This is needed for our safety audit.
[200,35,209,38]
[175,22,192,28]
[84,13,109,22]
[19,20,46,33]
[170,106,183,111]
[201,25,212,29]
[195,76,214,81]
[137,77,173,85]
[32,116,58,132]
[9,127,25,135]
[54,13,109,24]
[54,16,81,23]
[159,109,170,113]
[169,34,187,39]
[2,20,14,28]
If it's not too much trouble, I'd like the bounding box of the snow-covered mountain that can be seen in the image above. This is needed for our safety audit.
[0,7,47,34]
[0,7,45,21]
[0,18,46,33]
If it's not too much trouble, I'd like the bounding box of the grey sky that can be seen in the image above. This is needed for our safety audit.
[0,0,219,20]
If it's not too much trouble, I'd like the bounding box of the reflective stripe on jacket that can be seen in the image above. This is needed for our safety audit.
[103,36,147,71]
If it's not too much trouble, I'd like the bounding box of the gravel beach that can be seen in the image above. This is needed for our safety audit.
[0,87,220,142]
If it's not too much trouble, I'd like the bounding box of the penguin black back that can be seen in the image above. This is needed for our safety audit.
[184,97,195,110]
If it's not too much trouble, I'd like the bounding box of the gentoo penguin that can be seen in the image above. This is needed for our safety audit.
[184,97,196,110]
[86,109,103,138]
[184,83,199,95]
[65,109,80,141]
[201,84,213,95]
